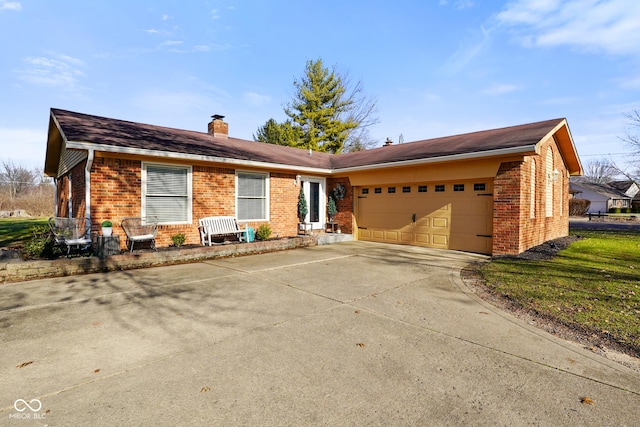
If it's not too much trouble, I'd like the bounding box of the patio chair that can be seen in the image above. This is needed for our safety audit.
[121,217,158,253]
[48,217,92,255]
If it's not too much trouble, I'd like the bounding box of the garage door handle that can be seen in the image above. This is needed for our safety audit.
[477,234,492,238]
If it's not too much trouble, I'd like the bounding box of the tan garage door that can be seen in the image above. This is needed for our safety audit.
[357,181,493,254]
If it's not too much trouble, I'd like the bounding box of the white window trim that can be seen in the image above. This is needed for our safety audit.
[141,162,193,225]
[235,170,270,222]
[530,158,536,219]
[545,149,553,218]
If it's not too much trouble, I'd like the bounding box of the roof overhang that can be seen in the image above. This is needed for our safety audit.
[44,112,66,177]
[65,140,333,175]
[539,119,583,176]
[333,144,538,173]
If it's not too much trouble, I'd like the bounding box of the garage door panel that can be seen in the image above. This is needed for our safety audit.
[357,181,492,254]
[415,233,430,244]
[400,232,413,242]
[432,218,448,228]
[432,235,449,246]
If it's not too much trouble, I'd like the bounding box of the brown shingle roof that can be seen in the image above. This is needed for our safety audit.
[331,118,564,169]
[49,108,567,172]
[51,108,333,170]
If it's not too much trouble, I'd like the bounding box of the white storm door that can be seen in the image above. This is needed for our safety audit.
[302,177,326,230]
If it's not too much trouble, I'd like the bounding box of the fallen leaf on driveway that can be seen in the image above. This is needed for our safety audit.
[356,343,365,348]
[16,361,33,368]
[580,396,595,405]
[201,386,211,393]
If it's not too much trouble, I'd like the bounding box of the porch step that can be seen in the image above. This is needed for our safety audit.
[316,233,354,245]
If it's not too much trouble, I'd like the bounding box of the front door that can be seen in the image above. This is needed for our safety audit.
[302,177,326,230]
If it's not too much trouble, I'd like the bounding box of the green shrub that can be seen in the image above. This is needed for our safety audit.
[298,186,308,222]
[23,225,62,259]
[256,224,272,241]
[609,207,622,214]
[622,207,632,214]
[171,233,186,247]
[101,220,113,227]
[327,196,337,219]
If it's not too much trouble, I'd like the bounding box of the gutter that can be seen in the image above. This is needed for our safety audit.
[85,149,94,229]
[65,141,539,175]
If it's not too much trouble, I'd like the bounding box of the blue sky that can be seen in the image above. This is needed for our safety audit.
[1,0,640,174]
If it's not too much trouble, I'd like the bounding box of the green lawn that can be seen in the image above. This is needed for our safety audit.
[479,229,640,356]
[0,217,49,248]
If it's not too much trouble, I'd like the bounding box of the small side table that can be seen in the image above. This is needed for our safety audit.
[298,222,312,235]
[326,221,339,233]
[94,235,121,258]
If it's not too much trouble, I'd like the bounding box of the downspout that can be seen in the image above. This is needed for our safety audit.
[85,150,94,234]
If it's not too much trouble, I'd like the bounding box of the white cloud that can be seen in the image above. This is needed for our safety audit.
[19,53,86,88]
[211,9,220,20]
[439,0,475,8]
[482,83,520,95]
[441,26,491,73]
[0,1,22,11]
[242,92,271,107]
[496,0,640,55]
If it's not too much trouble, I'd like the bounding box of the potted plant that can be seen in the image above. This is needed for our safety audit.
[101,220,113,237]
[298,185,310,233]
[327,196,337,222]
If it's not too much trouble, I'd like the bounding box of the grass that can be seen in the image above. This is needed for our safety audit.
[0,217,49,248]
[479,229,640,356]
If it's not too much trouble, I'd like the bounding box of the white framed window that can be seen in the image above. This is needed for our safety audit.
[530,159,536,219]
[142,163,192,224]
[236,171,269,221]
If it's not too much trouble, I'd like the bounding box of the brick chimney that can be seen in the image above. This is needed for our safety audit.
[208,114,228,138]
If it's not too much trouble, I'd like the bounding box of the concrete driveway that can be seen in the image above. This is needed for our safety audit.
[1,241,639,426]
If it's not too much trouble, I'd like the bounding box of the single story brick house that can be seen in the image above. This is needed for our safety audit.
[44,108,582,256]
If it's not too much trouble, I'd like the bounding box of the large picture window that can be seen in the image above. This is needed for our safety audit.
[143,163,192,224]
[236,172,269,221]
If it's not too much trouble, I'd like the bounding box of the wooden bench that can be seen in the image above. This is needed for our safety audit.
[121,217,158,253]
[199,216,246,246]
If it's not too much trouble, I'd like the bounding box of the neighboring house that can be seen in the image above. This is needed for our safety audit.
[608,180,640,209]
[569,181,632,213]
[44,109,582,256]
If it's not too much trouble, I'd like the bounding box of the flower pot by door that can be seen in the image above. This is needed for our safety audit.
[102,227,113,237]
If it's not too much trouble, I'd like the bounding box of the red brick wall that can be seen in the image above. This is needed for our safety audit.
[327,177,354,234]
[493,161,523,255]
[90,157,142,245]
[492,137,569,256]
[55,161,87,219]
[87,158,304,249]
